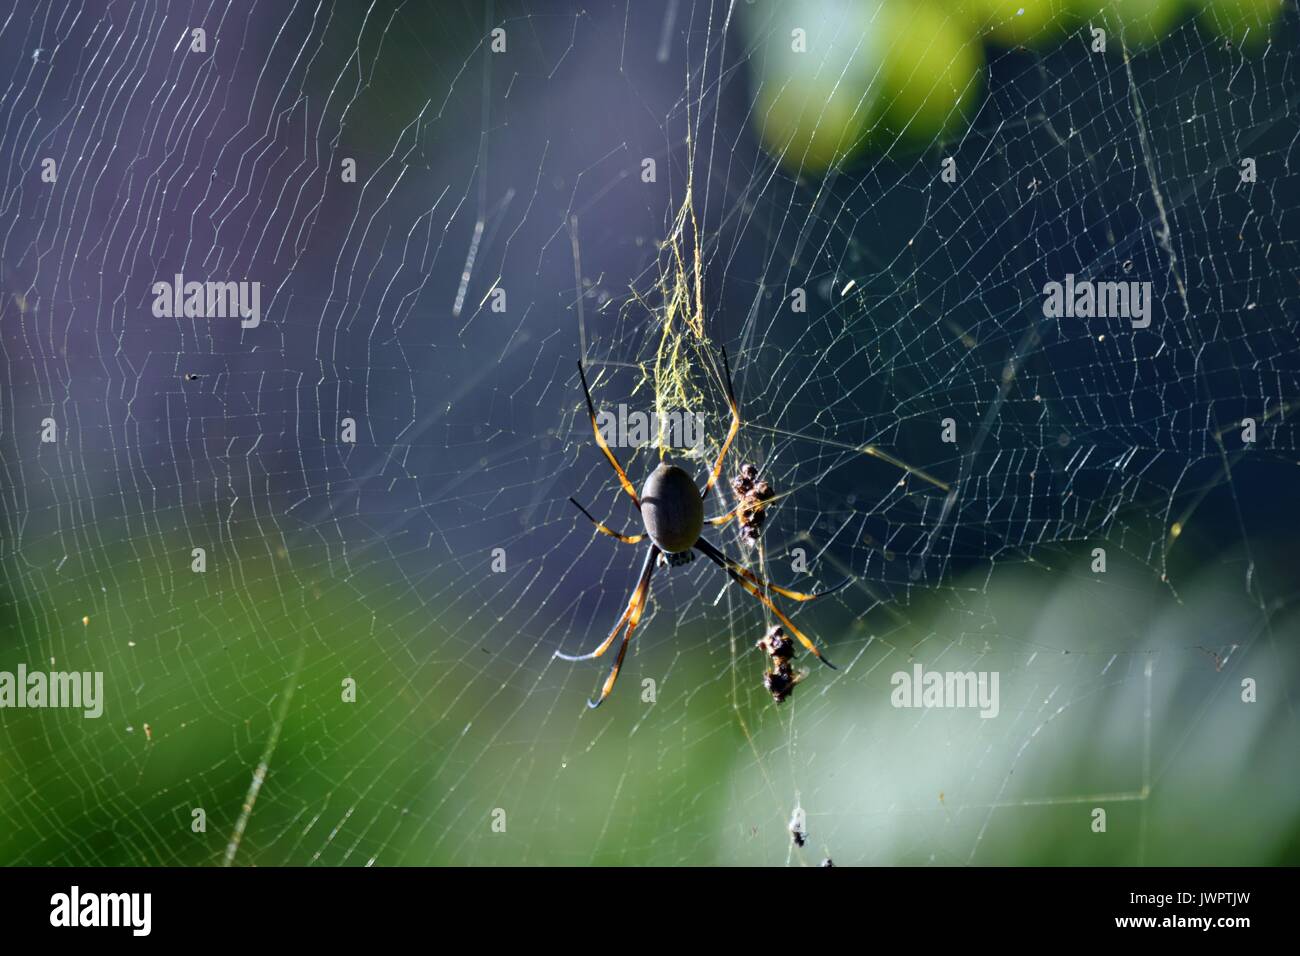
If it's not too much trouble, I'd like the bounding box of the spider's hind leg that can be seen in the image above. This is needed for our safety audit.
[694,536,838,670]
[587,545,661,708]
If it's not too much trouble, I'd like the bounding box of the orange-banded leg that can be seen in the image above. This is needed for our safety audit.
[705,506,737,527]
[702,346,740,498]
[700,544,850,602]
[695,537,837,669]
[569,497,645,544]
[584,545,660,708]
[554,598,632,663]
[578,361,640,508]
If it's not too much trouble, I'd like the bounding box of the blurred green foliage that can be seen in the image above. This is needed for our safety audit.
[749,0,1285,171]
[2,524,1295,865]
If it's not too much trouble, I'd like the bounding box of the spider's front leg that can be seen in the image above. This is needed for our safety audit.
[702,345,740,499]
[568,497,644,544]
[578,361,640,509]
[704,506,737,527]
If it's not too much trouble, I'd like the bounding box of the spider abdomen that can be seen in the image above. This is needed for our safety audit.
[639,462,704,554]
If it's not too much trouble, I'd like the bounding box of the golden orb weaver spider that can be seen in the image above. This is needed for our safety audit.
[557,347,847,708]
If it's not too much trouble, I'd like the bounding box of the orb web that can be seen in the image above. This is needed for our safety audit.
[0,0,1297,866]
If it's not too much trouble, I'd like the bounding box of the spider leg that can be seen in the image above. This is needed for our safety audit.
[578,361,640,508]
[705,506,737,527]
[701,546,851,602]
[588,545,660,708]
[569,497,645,544]
[553,600,632,662]
[701,345,740,499]
[695,537,837,669]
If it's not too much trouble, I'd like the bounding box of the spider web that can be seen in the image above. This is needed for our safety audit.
[1,0,1298,866]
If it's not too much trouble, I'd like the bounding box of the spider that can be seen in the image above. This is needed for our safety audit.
[556,347,847,708]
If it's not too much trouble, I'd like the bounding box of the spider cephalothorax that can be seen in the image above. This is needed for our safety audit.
[556,349,848,708]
